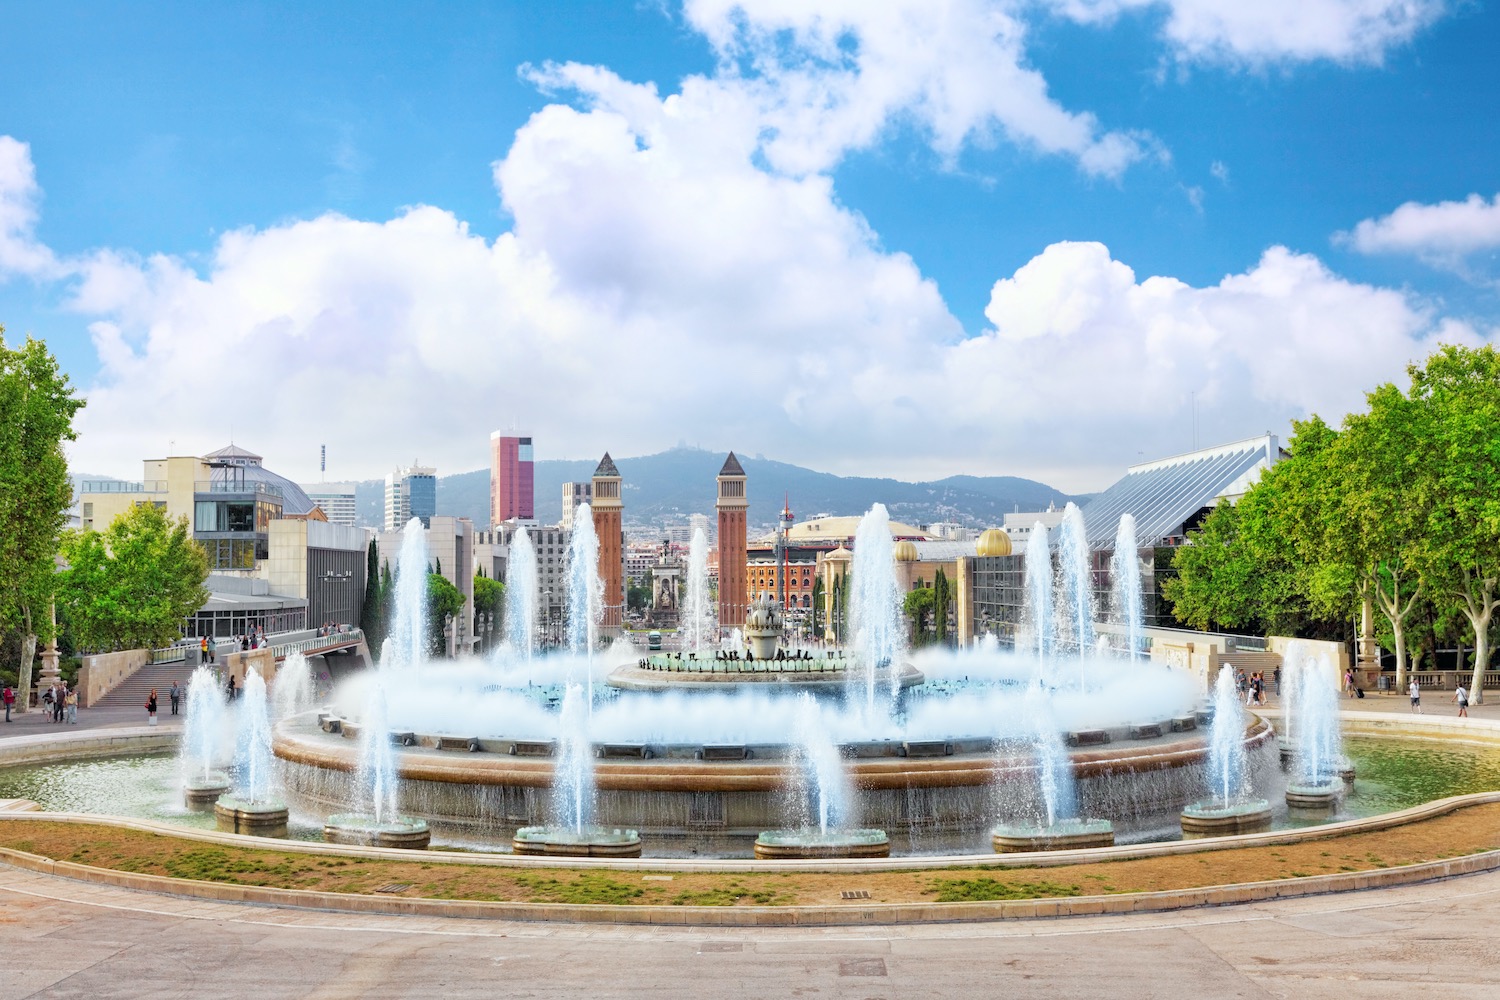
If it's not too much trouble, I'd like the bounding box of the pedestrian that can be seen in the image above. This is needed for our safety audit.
[1455,684,1469,718]
[200,635,209,662]
[42,684,54,721]
[53,683,65,722]
[207,638,215,664]
[169,680,180,716]
[65,686,78,725]
[226,674,237,703]
[1345,669,1355,698]
[1273,665,1282,697]
[146,688,158,725]
[2,684,14,722]
[1409,678,1422,714]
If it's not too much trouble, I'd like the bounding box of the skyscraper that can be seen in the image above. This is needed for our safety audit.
[385,463,437,530]
[560,481,592,529]
[716,453,748,628]
[489,433,534,526]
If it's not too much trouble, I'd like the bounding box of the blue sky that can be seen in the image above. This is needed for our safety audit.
[2,1,1498,490]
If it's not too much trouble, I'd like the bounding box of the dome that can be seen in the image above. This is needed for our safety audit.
[976,528,1013,558]
[892,539,920,562]
[823,545,852,563]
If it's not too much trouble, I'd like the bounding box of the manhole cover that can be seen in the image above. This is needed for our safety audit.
[839,958,887,977]
[374,883,412,894]
[841,890,871,900]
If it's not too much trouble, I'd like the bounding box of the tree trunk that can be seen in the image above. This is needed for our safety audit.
[1392,617,1407,691]
[17,633,36,714]
[1470,607,1492,705]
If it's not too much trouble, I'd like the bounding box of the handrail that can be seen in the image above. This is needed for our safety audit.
[79,480,168,494]
[269,629,364,660]
[193,480,284,498]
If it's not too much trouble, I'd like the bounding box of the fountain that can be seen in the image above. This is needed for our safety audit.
[850,503,905,708]
[270,652,314,721]
[323,519,431,849]
[1054,503,1095,672]
[680,526,715,653]
[992,685,1114,852]
[755,694,889,859]
[1023,521,1056,682]
[1109,514,1145,661]
[513,683,641,857]
[214,668,290,837]
[1180,668,1272,837]
[180,665,230,807]
[1286,655,1346,810]
[501,524,539,665]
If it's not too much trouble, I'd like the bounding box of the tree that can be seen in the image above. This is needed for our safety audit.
[903,587,934,644]
[359,540,385,650]
[56,504,210,651]
[424,573,466,657]
[811,576,825,638]
[473,574,504,650]
[0,332,84,707]
[933,568,950,643]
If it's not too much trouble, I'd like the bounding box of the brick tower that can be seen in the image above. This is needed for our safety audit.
[591,453,624,634]
[716,452,748,630]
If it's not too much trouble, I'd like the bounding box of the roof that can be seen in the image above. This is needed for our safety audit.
[719,452,745,476]
[208,458,319,516]
[908,540,978,562]
[593,452,620,478]
[1081,435,1277,550]
[757,515,933,545]
[204,443,263,464]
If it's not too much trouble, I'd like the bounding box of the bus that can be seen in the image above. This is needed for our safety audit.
[647,631,662,650]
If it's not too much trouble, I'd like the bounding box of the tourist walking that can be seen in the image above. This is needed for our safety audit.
[1273,665,1282,697]
[226,674,237,702]
[2,684,13,722]
[53,683,65,722]
[1408,678,1422,714]
[1345,669,1356,698]
[169,680,180,716]
[65,686,78,725]
[146,688,158,725]
[1455,684,1469,718]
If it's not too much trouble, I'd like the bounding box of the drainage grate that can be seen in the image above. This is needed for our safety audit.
[840,890,871,900]
[642,875,674,881]
[374,883,411,894]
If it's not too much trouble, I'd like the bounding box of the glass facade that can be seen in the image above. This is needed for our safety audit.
[407,474,436,527]
[185,605,307,638]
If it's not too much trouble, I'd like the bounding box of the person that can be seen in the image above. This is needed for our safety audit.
[2,684,14,722]
[200,635,209,662]
[1345,669,1355,698]
[1409,677,1422,714]
[1455,684,1469,718]
[53,683,65,723]
[42,684,54,721]
[65,686,78,725]
[226,674,237,703]
[146,688,158,725]
[169,680,180,716]
[1273,665,1282,697]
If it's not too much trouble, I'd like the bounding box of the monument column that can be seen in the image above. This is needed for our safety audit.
[591,453,625,636]
[716,453,748,630]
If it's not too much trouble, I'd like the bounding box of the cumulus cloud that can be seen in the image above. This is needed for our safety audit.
[1337,193,1500,274]
[1052,0,1447,65]
[0,136,59,279]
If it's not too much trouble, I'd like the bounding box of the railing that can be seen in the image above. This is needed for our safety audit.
[193,480,284,498]
[79,480,168,494]
[150,645,188,664]
[270,629,364,660]
[1404,671,1500,691]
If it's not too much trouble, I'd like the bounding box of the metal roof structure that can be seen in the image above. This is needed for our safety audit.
[205,443,318,516]
[1081,435,1278,551]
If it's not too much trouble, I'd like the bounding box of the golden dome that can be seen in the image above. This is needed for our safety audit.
[892,539,920,562]
[976,528,1013,558]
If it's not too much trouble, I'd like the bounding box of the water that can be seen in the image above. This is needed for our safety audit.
[792,694,850,834]
[180,665,228,784]
[1023,521,1055,680]
[565,502,602,662]
[1055,502,1094,672]
[383,519,430,671]
[234,669,277,803]
[1023,683,1078,826]
[502,526,539,664]
[551,684,595,833]
[849,504,904,708]
[1294,656,1344,786]
[1109,514,1144,661]
[271,653,314,721]
[355,673,399,824]
[681,526,715,653]
[1206,668,1249,805]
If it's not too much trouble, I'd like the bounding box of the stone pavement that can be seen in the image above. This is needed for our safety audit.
[0,700,184,738]
[1,861,1497,998]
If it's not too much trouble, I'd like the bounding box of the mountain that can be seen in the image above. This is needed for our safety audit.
[353,447,1083,533]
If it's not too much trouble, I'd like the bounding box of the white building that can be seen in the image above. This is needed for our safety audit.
[301,482,358,527]
[560,481,592,530]
[385,463,436,531]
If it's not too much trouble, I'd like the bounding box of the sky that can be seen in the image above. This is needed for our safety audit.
[2,0,1499,493]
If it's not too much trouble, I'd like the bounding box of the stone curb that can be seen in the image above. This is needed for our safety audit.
[0,727,178,767]
[3,842,1499,927]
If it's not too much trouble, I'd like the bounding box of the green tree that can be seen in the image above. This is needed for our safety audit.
[903,586,934,644]
[933,568,950,643]
[425,572,466,657]
[56,504,210,651]
[810,576,825,638]
[359,540,385,650]
[473,574,504,651]
[0,332,84,706]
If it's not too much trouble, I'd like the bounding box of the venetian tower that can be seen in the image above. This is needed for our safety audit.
[591,453,624,634]
[716,452,748,629]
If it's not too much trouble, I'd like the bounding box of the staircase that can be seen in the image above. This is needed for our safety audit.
[92,663,196,711]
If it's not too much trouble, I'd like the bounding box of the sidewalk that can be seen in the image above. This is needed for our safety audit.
[1229,683,1499,722]
[1,701,183,739]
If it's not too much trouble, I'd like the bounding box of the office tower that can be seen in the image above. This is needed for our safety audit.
[489,433,534,526]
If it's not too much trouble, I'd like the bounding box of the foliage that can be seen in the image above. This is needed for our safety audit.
[473,574,504,649]
[933,567,951,643]
[424,572,466,657]
[360,542,385,651]
[903,587,934,643]
[55,504,210,651]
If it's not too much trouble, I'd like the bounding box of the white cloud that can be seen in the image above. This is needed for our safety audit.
[0,136,59,279]
[681,0,1156,177]
[1053,0,1447,65]
[1338,193,1500,266]
[1209,160,1230,185]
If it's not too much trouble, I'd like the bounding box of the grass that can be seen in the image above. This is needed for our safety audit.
[928,877,1080,902]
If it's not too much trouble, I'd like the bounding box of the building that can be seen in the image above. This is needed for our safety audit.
[385,463,436,530]
[301,482,358,528]
[560,482,592,530]
[489,433,534,526]
[376,515,475,652]
[1001,503,1067,553]
[716,453,748,629]
[590,454,625,635]
[689,512,711,545]
[625,543,658,586]
[473,522,572,642]
[956,434,1282,647]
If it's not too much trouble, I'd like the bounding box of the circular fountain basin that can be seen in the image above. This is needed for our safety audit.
[991,818,1115,853]
[1285,782,1342,810]
[323,813,431,849]
[512,826,642,858]
[753,829,891,860]
[213,794,289,838]
[183,771,231,809]
[1179,798,1273,838]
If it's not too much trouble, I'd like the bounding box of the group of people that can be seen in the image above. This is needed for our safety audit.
[315,622,346,637]
[41,682,78,724]
[1236,669,1270,706]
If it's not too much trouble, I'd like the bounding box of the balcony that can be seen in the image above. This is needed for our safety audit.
[194,480,283,498]
[79,480,167,494]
